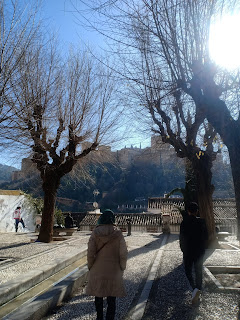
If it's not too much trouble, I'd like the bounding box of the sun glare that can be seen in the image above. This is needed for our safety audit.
[209,13,240,70]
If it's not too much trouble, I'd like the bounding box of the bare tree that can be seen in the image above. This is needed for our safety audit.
[0,0,39,139]
[9,40,119,242]
[134,51,219,242]
[74,0,240,239]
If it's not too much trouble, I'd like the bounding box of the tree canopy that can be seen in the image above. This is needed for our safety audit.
[74,0,240,240]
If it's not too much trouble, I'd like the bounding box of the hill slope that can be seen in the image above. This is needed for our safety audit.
[0,163,18,183]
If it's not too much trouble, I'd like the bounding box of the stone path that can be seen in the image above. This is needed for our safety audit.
[44,233,165,320]
[0,231,239,319]
[0,232,89,284]
[43,233,240,320]
[143,234,240,320]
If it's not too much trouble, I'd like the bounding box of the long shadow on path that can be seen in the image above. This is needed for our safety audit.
[127,233,177,261]
[143,263,193,320]
[0,242,29,251]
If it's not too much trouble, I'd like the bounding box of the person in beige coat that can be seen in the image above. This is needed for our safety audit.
[86,209,128,320]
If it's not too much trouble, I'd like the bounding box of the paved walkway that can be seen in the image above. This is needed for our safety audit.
[143,234,240,320]
[0,231,239,319]
[44,233,240,320]
[0,232,89,284]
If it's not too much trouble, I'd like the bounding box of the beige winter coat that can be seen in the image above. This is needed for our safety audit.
[86,224,128,297]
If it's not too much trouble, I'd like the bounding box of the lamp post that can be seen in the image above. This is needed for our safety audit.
[93,189,100,202]
[92,189,101,220]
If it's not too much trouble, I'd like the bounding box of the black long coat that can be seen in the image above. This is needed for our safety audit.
[179,215,208,258]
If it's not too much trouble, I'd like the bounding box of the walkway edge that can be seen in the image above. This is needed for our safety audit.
[130,234,168,320]
[3,265,89,320]
[0,246,87,306]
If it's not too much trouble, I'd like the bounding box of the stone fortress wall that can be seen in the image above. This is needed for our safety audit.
[12,135,224,180]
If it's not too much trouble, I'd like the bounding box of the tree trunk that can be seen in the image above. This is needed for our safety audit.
[201,96,240,240]
[184,159,198,208]
[38,171,60,243]
[227,144,240,240]
[192,153,216,244]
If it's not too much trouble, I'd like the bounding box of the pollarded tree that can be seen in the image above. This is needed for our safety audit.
[9,41,119,242]
[74,0,240,239]
[134,0,240,239]
[77,1,220,242]
[139,73,219,242]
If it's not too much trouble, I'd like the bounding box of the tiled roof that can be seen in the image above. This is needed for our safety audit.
[0,190,23,196]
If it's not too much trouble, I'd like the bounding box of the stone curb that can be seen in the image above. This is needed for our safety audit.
[204,265,240,292]
[0,246,87,306]
[3,265,89,320]
[130,234,168,320]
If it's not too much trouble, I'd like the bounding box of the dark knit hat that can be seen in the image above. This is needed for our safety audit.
[188,202,199,214]
[97,209,115,225]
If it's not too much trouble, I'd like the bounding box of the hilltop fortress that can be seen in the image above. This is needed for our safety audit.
[12,136,223,181]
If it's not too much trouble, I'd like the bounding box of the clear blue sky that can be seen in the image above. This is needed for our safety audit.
[40,1,93,46]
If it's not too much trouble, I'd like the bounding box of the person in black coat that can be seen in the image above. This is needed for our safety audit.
[179,202,208,304]
[65,213,74,228]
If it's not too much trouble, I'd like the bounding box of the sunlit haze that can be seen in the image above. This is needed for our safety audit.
[209,13,240,70]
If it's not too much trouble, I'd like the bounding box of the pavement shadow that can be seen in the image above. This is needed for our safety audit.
[204,248,216,261]
[0,242,29,251]
[127,233,177,260]
[42,290,96,319]
[44,290,131,320]
[143,264,194,320]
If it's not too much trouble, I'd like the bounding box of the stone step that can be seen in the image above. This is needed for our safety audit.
[1,259,88,320]
[0,246,87,309]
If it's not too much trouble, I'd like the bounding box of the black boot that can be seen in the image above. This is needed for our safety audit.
[106,296,116,320]
[95,297,103,320]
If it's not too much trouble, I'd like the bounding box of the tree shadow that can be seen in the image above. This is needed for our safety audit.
[44,276,163,320]
[0,242,29,251]
[42,290,96,319]
[43,264,193,320]
[127,233,178,260]
[142,264,201,320]
[44,233,239,319]
[204,247,217,261]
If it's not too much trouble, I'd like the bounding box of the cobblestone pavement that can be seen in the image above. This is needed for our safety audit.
[43,233,240,320]
[44,233,164,320]
[0,232,239,320]
[0,231,90,283]
[143,234,240,320]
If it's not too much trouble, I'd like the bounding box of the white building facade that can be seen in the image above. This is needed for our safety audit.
[0,190,35,232]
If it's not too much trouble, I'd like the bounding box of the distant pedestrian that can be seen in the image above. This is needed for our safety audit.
[179,202,208,304]
[65,213,74,228]
[86,209,128,320]
[13,206,25,232]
